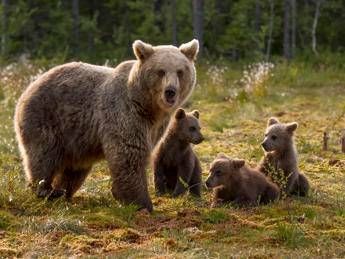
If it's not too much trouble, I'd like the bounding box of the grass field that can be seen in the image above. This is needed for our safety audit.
[0,60,344,258]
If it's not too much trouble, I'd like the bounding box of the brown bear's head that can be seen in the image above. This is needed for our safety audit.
[205,154,245,189]
[261,117,298,154]
[130,39,199,114]
[171,108,204,145]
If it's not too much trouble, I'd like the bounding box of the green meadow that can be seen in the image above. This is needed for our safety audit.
[0,60,344,258]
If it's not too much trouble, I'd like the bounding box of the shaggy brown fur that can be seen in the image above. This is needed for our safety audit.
[152,108,203,197]
[14,39,199,212]
[258,117,310,197]
[206,154,280,207]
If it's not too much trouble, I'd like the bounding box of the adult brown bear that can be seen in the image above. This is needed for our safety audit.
[14,39,199,212]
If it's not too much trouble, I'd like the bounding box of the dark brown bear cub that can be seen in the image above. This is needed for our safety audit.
[205,154,280,207]
[258,117,310,197]
[152,108,203,197]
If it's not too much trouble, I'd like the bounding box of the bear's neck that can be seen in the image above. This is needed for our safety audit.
[164,130,190,152]
[129,82,167,126]
[276,143,298,166]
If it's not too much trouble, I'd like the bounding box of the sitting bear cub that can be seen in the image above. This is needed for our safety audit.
[152,108,203,197]
[206,154,280,207]
[258,117,310,197]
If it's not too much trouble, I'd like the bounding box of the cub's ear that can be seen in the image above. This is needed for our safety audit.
[175,108,186,120]
[286,122,298,133]
[191,110,199,119]
[133,40,154,62]
[233,159,245,169]
[216,153,228,160]
[267,117,279,126]
[179,39,199,61]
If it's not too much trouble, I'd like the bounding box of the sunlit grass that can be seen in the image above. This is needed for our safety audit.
[0,60,344,257]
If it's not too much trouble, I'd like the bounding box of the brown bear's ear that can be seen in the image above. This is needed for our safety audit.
[191,110,199,119]
[233,159,245,169]
[286,122,298,133]
[133,40,154,62]
[179,39,199,61]
[216,153,228,160]
[175,108,186,120]
[267,117,279,126]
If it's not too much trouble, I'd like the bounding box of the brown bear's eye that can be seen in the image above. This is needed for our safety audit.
[189,126,196,132]
[177,69,183,78]
[215,170,221,176]
[271,135,277,140]
[157,69,165,77]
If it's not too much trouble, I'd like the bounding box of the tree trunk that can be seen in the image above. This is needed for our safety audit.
[154,0,164,33]
[192,0,204,55]
[87,0,95,54]
[171,0,177,46]
[1,0,8,55]
[266,0,274,61]
[283,0,291,60]
[255,0,261,33]
[312,0,321,56]
[72,0,79,54]
[291,0,296,58]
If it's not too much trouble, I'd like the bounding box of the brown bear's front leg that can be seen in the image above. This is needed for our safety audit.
[172,161,193,197]
[211,187,226,208]
[153,161,167,196]
[285,173,299,196]
[105,146,153,212]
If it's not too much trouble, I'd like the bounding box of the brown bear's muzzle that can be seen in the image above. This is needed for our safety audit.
[192,134,204,145]
[205,177,214,189]
[163,86,177,106]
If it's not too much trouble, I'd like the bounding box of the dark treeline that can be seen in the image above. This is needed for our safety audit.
[0,0,344,63]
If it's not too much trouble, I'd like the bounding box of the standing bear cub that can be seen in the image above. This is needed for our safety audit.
[14,39,199,212]
[258,117,310,197]
[152,108,203,197]
[205,154,280,207]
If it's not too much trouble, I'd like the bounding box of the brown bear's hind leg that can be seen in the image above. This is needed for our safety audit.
[261,184,280,204]
[291,173,309,197]
[26,148,63,199]
[53,166,91,200]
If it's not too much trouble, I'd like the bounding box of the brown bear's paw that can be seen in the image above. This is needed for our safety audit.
[138,199,153,213]
[48,189,66,201]
[36,180,53,198]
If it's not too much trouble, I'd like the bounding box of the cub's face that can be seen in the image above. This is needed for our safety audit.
[261,117,298,153]
[174,108,204,145]
[132,40,199,112]
[205,154,245,189]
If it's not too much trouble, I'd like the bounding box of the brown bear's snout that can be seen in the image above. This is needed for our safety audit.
[164,86,177,105]
[205,178,212,189]
[205,174,216,189]
[261,141,269,151]
[194,134,204,144]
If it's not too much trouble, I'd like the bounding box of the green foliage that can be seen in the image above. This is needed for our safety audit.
[202,209,228,224]
[0,61,344,257]
[274,223,307,248]
[0,0,345,62]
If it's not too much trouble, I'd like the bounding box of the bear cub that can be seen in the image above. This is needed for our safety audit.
[205,154,280,207]
[152,108,204,197]
[258,117,310,196]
